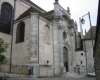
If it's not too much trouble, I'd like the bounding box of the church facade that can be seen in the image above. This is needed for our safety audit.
[0,0,86,77]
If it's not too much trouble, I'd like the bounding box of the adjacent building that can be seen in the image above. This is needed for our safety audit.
[83,26,96,73]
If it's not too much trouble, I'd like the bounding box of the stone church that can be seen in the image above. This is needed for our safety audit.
[0,0,86,77]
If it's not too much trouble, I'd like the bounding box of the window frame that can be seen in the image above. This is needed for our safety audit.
[16,22,25,43]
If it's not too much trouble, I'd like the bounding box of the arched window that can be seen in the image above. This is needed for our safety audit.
[0,2,13,34]
[45,25,50,42]
[16,22,25,43]
[63,47,68,72]
[63,32,67,40]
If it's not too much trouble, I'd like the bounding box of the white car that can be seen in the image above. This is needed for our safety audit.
[87,72,95,77]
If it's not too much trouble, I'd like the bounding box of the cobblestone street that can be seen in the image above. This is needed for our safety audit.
[8,77,95,80]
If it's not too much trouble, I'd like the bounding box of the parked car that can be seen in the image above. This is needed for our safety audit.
[87,72,95,77]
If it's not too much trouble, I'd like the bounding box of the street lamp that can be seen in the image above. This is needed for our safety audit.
[80,12,94,47]
[81,18,85,24]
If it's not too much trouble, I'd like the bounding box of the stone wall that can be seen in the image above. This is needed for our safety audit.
[39,17,53,65]
[75,51,86,75]
[39,17,54,76]
[84,40,94,73]
[12,17,31,65]
[14,0,30,19]
[11,65,28,74]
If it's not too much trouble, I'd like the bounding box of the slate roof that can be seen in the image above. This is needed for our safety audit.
[24,0,46,12]
[84,26,96,39]
[15,8,54,21]
[15,0,55,21]
[44,10,54,16]
[15,7,45,21]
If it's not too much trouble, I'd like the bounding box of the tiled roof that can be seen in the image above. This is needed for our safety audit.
[15,8,54,21]
[15,7,45,21]
[84,26,96,39]
[44,10,54,16]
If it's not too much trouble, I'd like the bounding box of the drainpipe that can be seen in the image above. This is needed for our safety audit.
[84,40,87,75]
[38,15,40,76]
[52,20,55,76]
[9,0,16,73]
[38,15,39,64]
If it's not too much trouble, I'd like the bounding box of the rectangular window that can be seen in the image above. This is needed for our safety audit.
[81,61,83,64]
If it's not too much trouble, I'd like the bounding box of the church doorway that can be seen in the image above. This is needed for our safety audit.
[63,47,68,72]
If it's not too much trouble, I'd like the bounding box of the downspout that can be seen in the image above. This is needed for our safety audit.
[38,15,40,77]
[52,20,55,76]
[9,0,16,73]
[84,40,87,74]
[38,15,39,64]
[58,19,61,75]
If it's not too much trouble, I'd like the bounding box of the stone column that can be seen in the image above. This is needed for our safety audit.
[70,29,75,72]
[53,18,60,76]
[28,13,39,77]
[53,17,65,76]
[58,20,65,74]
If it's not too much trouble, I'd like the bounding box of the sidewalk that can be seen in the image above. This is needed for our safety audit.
[0,73,29,78]
[0,72,85,78]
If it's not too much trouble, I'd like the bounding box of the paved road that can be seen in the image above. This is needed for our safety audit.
[8,77,95,80]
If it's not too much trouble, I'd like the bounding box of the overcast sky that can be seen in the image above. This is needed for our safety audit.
[31,0,99,34]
